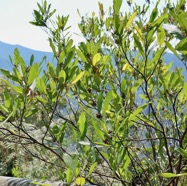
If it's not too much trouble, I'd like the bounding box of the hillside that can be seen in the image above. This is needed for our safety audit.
[0,41,54,71]
[0,40,186,79]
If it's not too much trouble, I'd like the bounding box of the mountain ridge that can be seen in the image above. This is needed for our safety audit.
[0,40,186,79]
[0,41,54,71]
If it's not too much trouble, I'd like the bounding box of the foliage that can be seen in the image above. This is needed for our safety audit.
[1,0,187,185]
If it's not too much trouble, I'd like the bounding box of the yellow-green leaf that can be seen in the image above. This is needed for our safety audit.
[122,63,132,72]
[184,82,187,100]
[134,25,144,44]
[87,162,97,177]
[157,25,165,47]
[93,53,101,66]
[72,71,85,84]
[75,177,85,186]
[159,172,187,178]
[66,168,73,184]
[126,12,137,30]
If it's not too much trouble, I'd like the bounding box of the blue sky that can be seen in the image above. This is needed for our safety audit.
[0,0,175,52]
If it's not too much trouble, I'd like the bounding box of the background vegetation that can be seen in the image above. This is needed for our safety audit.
[1,0,187,185]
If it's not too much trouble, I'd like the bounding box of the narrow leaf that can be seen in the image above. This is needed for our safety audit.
[88,163,97,177]
[166,41,181,60]
[72,71,85,84]
[28,63,39,85]
[129,103,148,121]
[113,0,122,14]
[175,38,187,54]
[78,112,87,140]
[126,12,137,30]
[159,172,187,178]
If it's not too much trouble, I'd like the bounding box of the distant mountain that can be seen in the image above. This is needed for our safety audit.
[0,41,54,71]
[0,40,186,80]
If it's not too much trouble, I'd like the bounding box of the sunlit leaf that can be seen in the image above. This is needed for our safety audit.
[159,172,187,178]
[122,63,132,72]
[93,53,101,66]
[157,25,165,47]
[72,71,85,84]
[75,177,85,186]
[66,168,73,185]
[126,12,137,30]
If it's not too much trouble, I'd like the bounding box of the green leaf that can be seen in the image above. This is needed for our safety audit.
[72,71,85,84]
[36,96,47,104]
[92,120,105,140]
[102,91,114,113]
[25,108,38,118]
[30,54,34,66]
[37,77,47,94]
[159,172,187,178]
[126,12,137,30]
[150,13,168,27]
[166,41,181,60]
[149,7,158,22]
[93,53,101,66]
[170,9,187,31]
[184,82,187,100]
[66,168,73,184]
[0,104,9,113]
[133,33,144,57]
[157,25,165,47]
[0,110,14,126]
[123,154,131,170]
[49,38,57,56]
[0,69,14,80]
[113,0,122,14]
[129,103,148,121]
[14,48,25,68]
[177,147,187,158]
[75,177,85,186]
[134,25,144,44]
[59,50,65,64]
[175,38,187,54]
[87,162,97,177]
[65,51,74,64]
[78,112,87,140]
[28,63,39,85]
[49,9,56,18]
[3,80,23,94]
[48,62,56,80]
[159,173,178,178]
[58,70,66,84]
[63,154,78,171]
[97,92,103,113]
[76,49,88,62]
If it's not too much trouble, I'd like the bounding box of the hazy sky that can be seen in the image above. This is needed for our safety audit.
[0,0,174,52]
